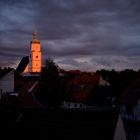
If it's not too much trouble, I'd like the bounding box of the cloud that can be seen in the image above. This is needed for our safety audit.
[0,0,140,71]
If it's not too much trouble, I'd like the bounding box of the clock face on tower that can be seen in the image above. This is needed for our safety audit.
[32,52,41,60]
[31,43,40,51]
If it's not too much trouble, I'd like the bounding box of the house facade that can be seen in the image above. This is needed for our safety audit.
[0,69,14,94]
[61,72,112,110]
[120,74,140,140]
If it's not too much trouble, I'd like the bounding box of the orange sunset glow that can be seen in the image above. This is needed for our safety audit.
[23,32,42,73]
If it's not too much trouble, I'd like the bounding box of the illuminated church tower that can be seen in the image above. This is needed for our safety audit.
[29,32,42,73]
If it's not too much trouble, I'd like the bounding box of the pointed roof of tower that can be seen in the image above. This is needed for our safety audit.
[16,56,29,73]
[31,31,40,43]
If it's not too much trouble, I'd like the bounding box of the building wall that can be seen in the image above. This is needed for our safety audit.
[0,70,14,93]
[120,102,140,121]
[62,102,84,109]
[31,43,41,52]
[32,51,42,72]
[99,76,110,86]
[30,42,42,73]
[113,115,127,140]
[133,99,140,120]
[23,65,29,73]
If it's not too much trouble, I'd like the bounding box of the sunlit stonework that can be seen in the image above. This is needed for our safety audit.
[23,32,42,73]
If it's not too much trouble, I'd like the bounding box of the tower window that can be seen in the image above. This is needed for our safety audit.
[36,56,38,59]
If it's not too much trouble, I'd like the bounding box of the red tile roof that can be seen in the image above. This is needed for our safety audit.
[65,73,100,102]
[19,81,40,108]
[19,81,37,93]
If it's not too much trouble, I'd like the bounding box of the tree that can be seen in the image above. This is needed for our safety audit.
[37,58,61,108]
[42,58,59,83]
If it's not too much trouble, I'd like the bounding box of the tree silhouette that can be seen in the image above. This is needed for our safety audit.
[36,58,61,108]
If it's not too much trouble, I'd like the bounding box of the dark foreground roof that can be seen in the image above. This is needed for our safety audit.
[14,109,119,140]
[16,56,29,73]
[86,86,113,106]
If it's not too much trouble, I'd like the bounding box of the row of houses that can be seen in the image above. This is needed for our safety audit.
[0,67,140,139]
[0,67,140,117]
[59,70,140,140]
[60,72,113,110]
[1,67,139,119]
[0,68,41,111]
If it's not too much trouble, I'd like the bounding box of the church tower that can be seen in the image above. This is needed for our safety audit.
[29,32,42,73]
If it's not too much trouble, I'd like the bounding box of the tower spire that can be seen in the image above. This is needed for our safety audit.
[33,31,38,40]
[32,31,40,43]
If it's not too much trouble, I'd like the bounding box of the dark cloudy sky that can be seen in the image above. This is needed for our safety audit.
[0,0,140,71]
